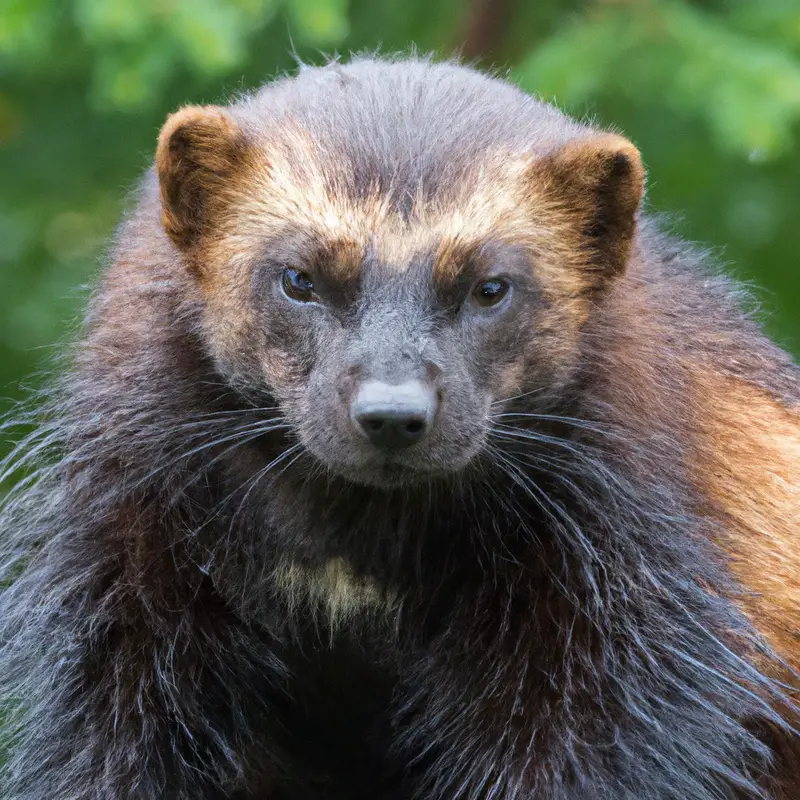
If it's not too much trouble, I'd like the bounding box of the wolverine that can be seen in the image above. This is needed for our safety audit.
[0,56,798,799]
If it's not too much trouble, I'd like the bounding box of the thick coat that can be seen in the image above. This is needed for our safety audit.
[1,57,798,799]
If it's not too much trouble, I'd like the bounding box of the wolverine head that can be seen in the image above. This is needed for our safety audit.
[155,58,644,488]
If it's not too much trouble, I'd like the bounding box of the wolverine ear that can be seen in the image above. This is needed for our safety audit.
[531,133,645,284]
[156,105,248,250]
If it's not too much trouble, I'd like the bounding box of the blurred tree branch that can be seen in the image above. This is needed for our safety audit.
[456,0,510,62]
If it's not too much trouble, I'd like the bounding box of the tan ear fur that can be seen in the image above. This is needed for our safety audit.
[531,133,645,285]
[156,105,247,250]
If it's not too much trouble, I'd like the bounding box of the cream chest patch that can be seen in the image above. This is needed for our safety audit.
[272,556,398,631]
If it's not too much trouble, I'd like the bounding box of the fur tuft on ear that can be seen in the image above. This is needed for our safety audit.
[532,133,645,285]
[156,105,248,250]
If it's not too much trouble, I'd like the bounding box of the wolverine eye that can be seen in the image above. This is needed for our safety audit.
[472,278,510,308]
[281,267,316,303]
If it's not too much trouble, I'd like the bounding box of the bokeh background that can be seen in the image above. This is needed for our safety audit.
[1,0,799,417]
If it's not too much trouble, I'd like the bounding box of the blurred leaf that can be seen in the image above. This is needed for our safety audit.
[90,41,176,111]
[725,0,800,55]
[0,92,21,143]
[287,0,349,44]
[516,0,800,159]
[72,0,151,45]
[0,0,59,60]
[169,0,272,75]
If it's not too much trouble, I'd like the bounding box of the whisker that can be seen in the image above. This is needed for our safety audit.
[489,387,547,407]
[490,413,624,441]
[223,443,305,542]
[166,429,294,505]
[484,449,577,596]
[495,448,599,560]
[135,422,291,487]
[177,407,284,422]
[488,426,632,497]
[489,426,586,458]
[163,442,305,576]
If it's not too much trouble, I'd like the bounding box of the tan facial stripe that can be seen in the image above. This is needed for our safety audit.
[200,124,598,322]
[223,128,556,276]
[312,236,364,280]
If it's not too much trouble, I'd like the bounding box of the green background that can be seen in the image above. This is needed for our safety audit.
[1,0,799,418]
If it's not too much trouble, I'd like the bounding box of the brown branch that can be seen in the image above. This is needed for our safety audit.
[455,0,511,63]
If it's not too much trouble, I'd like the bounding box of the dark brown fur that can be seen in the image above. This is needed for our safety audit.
[1,56,798,799]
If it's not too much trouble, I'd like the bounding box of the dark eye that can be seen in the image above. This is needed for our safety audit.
[472,278,510,308]
[281,267,316,303]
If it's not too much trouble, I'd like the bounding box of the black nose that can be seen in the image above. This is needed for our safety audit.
[351,380,437,449]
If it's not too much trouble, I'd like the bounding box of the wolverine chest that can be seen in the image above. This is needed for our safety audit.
[272,556,400,632]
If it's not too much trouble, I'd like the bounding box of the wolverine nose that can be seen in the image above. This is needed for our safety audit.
[350,380,437,448]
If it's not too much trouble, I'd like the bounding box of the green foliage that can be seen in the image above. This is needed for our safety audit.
[1,0,799,421]
[516,1,800,159]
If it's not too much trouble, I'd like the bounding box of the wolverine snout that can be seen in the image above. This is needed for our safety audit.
[350,379,438,449]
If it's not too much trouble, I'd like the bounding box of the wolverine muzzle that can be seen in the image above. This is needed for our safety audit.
[350,379,438,449]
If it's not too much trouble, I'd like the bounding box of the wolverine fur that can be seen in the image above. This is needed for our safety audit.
[0,56,799,799]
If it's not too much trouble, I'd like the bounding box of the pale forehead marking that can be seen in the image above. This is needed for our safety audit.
[247,135,539,271]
